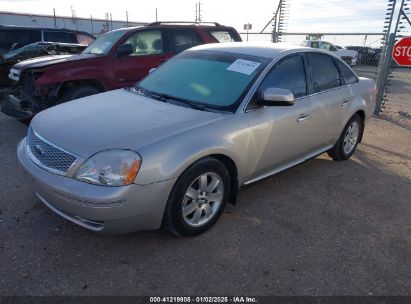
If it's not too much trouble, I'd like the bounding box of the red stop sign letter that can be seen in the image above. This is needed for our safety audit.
[393,37,411,66]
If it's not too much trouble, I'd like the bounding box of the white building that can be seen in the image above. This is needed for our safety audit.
[0,10,146,35]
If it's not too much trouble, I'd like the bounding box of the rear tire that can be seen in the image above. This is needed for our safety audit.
[58,85,101,104]
[162,157,231,237]
[328,114,363,161]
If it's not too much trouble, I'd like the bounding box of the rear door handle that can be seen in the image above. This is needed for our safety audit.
[297,114,309,122]
[341,99,352,107]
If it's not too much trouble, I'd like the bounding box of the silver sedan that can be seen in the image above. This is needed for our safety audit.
[17,43,376,236]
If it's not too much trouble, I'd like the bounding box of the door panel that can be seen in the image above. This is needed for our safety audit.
[113,29,173,88]
[244,54,317,179]
[245,98,313,180]
[305,52,350,145]
[302,87,350,148]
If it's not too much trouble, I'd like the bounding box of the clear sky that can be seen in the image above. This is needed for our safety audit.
[0,0,387,33]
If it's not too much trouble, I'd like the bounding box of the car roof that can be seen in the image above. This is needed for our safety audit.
[189,42,312,59]
[111,23,234,34]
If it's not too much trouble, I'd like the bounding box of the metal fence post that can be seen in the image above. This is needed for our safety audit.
[374,33,396,115]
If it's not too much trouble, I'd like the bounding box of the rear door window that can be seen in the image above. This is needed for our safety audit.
[168,29,201,53]
[307,53,341,93]
[335,60,358,85]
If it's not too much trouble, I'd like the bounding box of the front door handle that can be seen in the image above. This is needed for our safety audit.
[341,99,352,107]
[297,114,309,122]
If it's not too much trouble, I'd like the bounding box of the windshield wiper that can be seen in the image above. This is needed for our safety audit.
[134,85,167,102]
[135,85,207,111]
[159,93,207,111]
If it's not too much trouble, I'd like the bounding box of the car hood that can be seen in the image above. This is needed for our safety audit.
[13,53,97,70]
[30,89,223,157]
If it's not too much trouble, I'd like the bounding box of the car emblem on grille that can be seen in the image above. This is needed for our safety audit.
[34,144,45,155]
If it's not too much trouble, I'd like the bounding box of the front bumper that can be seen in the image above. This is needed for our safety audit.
[17,138,176,234]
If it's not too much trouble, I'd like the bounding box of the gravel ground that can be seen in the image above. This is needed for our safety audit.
[0,110,410,296]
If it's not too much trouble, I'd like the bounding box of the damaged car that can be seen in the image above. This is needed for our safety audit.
[0,42,87,89]
[6,22,241,119]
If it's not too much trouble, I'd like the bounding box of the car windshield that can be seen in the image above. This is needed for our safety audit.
[3,43,41,60]
[82,30,127,55]
[137,50,269,112]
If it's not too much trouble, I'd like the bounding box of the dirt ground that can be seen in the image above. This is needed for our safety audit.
[0,108,410,295]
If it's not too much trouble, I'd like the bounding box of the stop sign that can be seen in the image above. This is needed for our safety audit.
[393,37,411,66]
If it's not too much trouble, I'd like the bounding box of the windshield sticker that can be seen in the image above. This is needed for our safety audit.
[227,59,261,75]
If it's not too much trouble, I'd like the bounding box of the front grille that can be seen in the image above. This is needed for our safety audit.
[27,128,78,175]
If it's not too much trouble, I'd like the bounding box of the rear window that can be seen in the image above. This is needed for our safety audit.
[0,29,41,54]
[209,30,238,43]
[44,31,77,43]
[169,29,201,53]
[76,33,95,45]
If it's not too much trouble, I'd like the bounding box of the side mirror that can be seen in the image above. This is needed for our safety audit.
[116,43,133,58]
[149,68,157,74]
[258,88,294,106]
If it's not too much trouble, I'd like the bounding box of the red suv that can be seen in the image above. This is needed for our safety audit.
[8,22,241,116]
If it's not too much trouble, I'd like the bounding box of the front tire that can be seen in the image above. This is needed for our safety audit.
[328,114,363,161]
[163,157,231,237]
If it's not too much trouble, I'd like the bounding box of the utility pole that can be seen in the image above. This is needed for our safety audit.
[71,6,78,30]
[53,8,57,28]
[156,8,158,22]
[195,2,203,22]
[91,14,93,33]
[110,13,113,31]
[126,11,129,27]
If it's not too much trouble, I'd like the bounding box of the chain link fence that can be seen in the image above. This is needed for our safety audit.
[239,30,411,119]
[380,0,411,119]
[239,32,384,79]
[381,62,411,118]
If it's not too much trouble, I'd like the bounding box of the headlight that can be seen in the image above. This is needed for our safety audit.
[74,150,141,186]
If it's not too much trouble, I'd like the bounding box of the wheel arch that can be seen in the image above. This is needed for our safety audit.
[58,79,106,97]
[167,152,240,205]
[354,109,366,142]
[207,154,239,205]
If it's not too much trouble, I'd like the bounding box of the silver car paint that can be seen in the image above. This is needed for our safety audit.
[18,139,176,234]
[18,43,376,233]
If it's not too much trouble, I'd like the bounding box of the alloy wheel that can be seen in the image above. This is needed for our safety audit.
[181,172,224,227]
